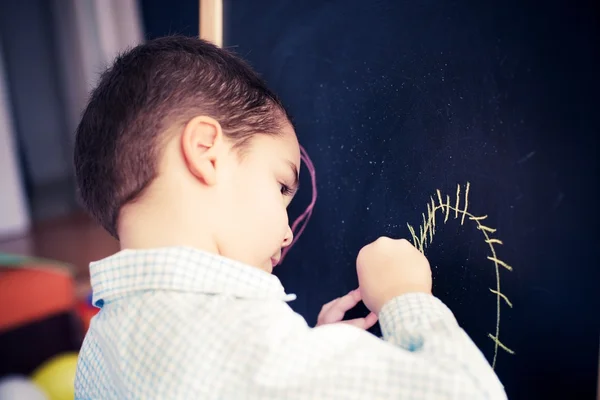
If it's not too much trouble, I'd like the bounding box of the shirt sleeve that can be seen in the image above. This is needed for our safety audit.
[215,292,508,399]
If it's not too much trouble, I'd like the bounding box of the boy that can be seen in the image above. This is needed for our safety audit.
[73,36,506,399]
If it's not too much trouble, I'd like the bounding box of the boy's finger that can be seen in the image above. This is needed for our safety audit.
[317,298,343,325]
[319,297,341,315]
[318,303,347,325]
[342,314,378,330]
[331,289,362,314]
[341,318,364,328]
[319,289,359,317]
[317,289,363,326]
[363,312,378,329]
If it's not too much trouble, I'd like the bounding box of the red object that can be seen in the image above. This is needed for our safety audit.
[75,301,99,332]
[0,267,75,333]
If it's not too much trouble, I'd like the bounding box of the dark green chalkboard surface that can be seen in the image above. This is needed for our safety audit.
[223,1,599,398]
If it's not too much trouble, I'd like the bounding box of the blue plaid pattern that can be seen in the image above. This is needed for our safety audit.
[75,247,506,399]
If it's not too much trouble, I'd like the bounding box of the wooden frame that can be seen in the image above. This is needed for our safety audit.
[199,0,223,47]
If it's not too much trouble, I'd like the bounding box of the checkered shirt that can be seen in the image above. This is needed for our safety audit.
[74,246,506,399]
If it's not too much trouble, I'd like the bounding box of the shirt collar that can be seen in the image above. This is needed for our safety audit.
[90,246,296,308]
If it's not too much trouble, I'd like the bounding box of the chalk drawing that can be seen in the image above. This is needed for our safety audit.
[407,182,514,369]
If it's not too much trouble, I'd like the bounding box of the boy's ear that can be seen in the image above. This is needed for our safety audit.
[181,116,225,185]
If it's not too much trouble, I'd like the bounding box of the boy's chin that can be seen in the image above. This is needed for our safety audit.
[264,263,274,274]
[259,260,274,274]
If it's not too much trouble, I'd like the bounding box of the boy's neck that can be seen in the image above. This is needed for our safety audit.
[117,199,218,254]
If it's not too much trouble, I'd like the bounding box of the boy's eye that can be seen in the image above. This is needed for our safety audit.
[280,183,294,196]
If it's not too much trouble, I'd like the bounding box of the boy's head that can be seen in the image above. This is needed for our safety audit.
[74,36,300,272]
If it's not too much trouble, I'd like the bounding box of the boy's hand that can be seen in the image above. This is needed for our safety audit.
[357,237,432,315]
[316,289,378,329]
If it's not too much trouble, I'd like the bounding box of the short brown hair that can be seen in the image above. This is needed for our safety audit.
[74,36,289,238]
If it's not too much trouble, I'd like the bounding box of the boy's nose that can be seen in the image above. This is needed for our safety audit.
[282,226,294,247]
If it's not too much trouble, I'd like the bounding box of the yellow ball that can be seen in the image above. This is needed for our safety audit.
[31,353,78,400]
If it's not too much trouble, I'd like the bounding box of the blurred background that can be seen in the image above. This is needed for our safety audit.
[0,0,200,286]
[0,1,198,398]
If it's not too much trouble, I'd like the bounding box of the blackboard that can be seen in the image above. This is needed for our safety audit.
[139,0,198,39]
[222,1,600,399]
